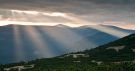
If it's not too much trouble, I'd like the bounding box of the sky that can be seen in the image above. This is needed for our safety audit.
[0,0,135,29]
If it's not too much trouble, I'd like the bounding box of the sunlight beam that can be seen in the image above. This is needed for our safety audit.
[13,25,24,62]
[88,25,131,38]
[41,27,96,52]
[12,10,25,62]
[23,26,54,58]
[60,14,131,38]
[0,9,132,38]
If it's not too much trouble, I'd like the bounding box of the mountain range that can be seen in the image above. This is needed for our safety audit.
[0,24,135,64]
[1,32,135,71]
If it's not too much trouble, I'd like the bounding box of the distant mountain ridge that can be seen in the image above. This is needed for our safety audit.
[0,24,135,64]
[1,33,135,71]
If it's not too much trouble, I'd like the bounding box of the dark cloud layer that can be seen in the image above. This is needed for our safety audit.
[0,0,134,13]
[0,0,135,25]
[86,0,135,4]
[1,0,135,4]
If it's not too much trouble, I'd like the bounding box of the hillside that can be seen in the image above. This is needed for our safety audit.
[0,24,134,64]
[0,33,135,71]
[84,33,135,62]
[57,33,135,62]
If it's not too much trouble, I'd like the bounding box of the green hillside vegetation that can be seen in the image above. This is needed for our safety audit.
[0,34,135,71]
[84,33,135,62]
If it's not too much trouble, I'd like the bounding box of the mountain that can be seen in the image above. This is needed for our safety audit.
[56,33,135,62]
[1,33,135,71]
[82,33,135,62]
[0,24,135,64]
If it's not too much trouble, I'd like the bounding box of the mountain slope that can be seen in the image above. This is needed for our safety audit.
[0,24,135,64]
[1,33,135,71]
[82,33,135,62]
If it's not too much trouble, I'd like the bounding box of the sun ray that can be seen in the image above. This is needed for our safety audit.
[23,26,54,58]
[61,14,131,38]
[88,25,131,38]
[40,26,96,52]
[13,25,25,62]
[11,10,25,62]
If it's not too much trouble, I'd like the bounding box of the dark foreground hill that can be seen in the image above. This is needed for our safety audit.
[1,24,134,64]
[82,33,135,62]
[0,33,135,71]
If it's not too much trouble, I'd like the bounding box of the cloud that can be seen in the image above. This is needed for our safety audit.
[0,0,135,26]
[87,0,135,4]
